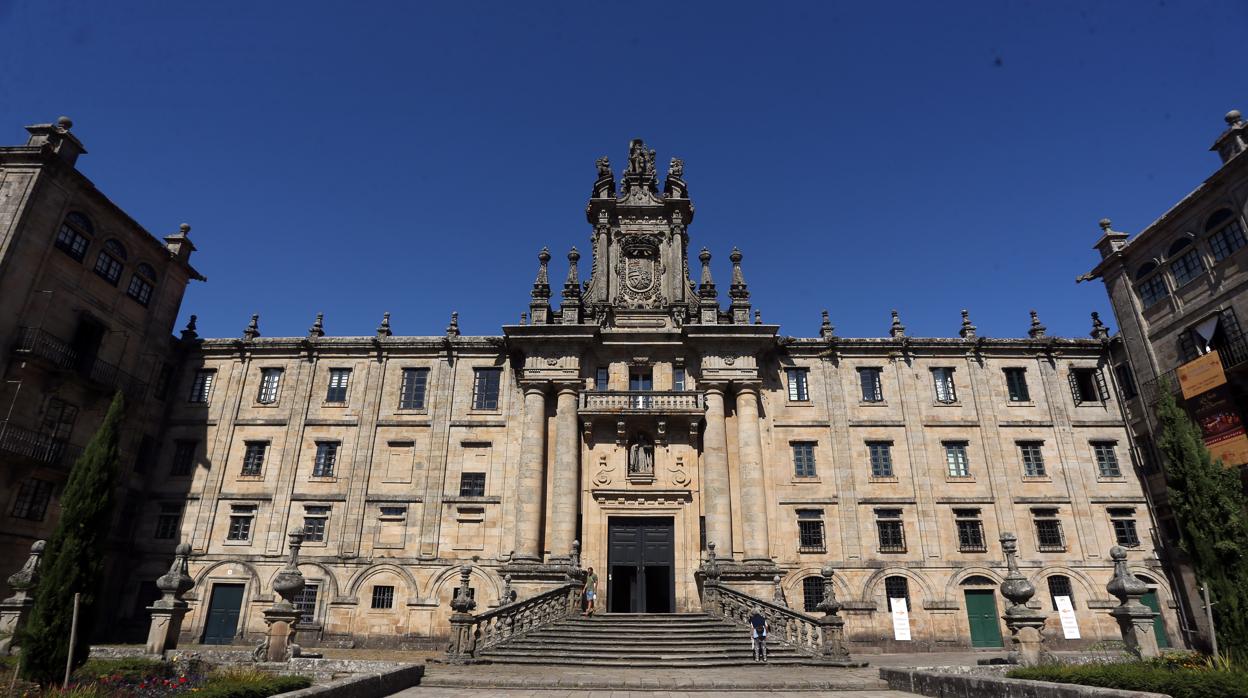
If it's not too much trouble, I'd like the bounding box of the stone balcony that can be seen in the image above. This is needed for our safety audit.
[11,327,148,401]
[578,390,706,416]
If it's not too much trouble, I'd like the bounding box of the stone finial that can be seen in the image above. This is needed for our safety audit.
[1000,532,1048,665]
[889,309,906,338]
[243,313,261,340]
[502,574,516,605]
[1090,311,1109,340]
[450,565,476,614]
[531,247,552,300]
[698,248,717,299]
[1028,310,1047,338]
[446,311,460,337]
[999,533,1035,613]
[596,156,611,179]
[729,247,749,297]
[669,157,684,179]
[772,575,787,608]
[1227,109,1244,127]
[376,312,392,337]
[308,312,325,339]
[270,529,306,611]
[959,309,977,339]
[1106,546,1147,605]
[520,311,528,326]
[702,541,721,583]
[1106,546,1160,658]
[180,314,199,341]
[3,540,45,602]
[1099,218,1113,233]
[562,247,581,300]
[754,309,762,324]
[56,116,73,131]
[570,539,581,569]
[820,310,836,339]
[153,543,194,607]
[815,563,842,616]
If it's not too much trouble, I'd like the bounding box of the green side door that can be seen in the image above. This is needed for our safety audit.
[964,589,1004,648]
[1140,590,1169,649]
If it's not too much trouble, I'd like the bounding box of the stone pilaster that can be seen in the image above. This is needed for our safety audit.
[514,382,549,562]
[701,384,733,557]
[549,383,580,559]
[734,383,770,563]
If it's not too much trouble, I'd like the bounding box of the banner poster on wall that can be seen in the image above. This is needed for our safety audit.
[1054,595,1081,639]
[890,598,911,641]
[1176,350,1248,468]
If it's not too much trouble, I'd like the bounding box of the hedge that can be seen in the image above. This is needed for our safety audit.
[1009,662,1248,698]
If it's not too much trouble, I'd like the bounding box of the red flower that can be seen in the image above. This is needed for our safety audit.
[179,676,188,684]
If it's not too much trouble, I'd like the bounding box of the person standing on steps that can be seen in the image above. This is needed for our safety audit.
[750,606,768,662]
[583,566,598,616]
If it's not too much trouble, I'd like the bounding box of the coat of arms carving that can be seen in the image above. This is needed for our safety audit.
[614,236,666,308]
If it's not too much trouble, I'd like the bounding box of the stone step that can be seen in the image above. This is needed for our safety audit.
[494,640,804,654]
[536,625,739,636]
[498,635,799,648]
[475,652,816,668]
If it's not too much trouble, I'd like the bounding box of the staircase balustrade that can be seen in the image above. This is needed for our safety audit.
[702,581,823,656]
[447,578,582,662]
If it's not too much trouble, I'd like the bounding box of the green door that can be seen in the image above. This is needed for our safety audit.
[1140,590,1169,648]
[964,589,1004,648]
[202,583,244,645]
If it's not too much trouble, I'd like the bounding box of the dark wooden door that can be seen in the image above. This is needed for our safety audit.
[202,583,245,645]
[607,517,675,613]
[964,589,1004,648]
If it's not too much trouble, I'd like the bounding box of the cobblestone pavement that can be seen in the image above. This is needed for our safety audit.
[394,690,914,697]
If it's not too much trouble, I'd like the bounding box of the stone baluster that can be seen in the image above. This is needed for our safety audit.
[145,543,195,655]
[447,566,479,662]
[999,532,1047,665]
[0,540,44,655]
[702,387,733,557]
[258,529,306,662]
[1106,546,1160,658]
[815,563,851,662]
[514,383,549,562]
[549,383,581,560]
[735,384,771,562]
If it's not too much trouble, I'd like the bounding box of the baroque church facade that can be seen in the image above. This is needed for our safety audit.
[8,130,1174,651]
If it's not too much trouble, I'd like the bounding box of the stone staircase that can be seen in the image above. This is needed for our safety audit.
[476,612,811,667]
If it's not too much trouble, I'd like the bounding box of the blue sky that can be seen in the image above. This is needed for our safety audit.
[2,1,1245,340]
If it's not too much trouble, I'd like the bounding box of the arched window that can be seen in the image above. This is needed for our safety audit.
[1168,238,1205,287]
[884,575,910,612]
[93,239,126,285]
[1206,209,1248,262]
[959,575,994,586]
[54,212,93,262]
[126,262,157,306]
[802,576,824,612]
[1047,575,1074,611]
[1134,262,1169,308]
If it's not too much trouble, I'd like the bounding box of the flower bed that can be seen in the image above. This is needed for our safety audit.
[0,656,311,697]
[1008,653,1248,698]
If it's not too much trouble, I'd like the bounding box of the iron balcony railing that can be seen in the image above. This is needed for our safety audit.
[0,420,80,468]
[578,390,706,415]
[11,327,147,400]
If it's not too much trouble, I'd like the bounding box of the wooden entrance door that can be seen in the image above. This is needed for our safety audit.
[1140,590,1169,648]
[202,583,245,645]
[964,589,1004,648]
[607,517,675,613]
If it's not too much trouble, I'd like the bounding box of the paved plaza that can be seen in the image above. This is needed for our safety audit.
[394,690,913,697]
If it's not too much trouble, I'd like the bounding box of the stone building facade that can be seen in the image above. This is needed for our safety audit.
[115,139,1177,652]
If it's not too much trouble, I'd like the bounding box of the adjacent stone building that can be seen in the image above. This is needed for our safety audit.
[108,138,1176,652]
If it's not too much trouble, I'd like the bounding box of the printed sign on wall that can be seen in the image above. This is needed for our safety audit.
[890,598,911,641]
[1177,350,1248,468]
[1054,595,1080,639]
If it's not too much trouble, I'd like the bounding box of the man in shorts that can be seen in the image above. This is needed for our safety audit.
[583,566,598,616]
[750,606,768,662]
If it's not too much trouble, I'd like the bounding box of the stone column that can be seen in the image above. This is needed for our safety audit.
[735,384,771,563]
[514,383,549,562]
[1107,546,1160,659]
[145,543,195,655]
[549,384,580,560]
[702,385,733,557]
[0,540,44,655]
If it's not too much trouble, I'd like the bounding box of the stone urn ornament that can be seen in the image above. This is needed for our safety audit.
[256,528,307,662]
[145,543,195,654]
[0,540,44,655]
[1106,546,1160,658]
[999,532,1048,666]
[814,563,851,662]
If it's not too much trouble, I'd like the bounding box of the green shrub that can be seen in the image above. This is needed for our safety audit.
[194,674,312,698]
[1009,662,1248,698]
[74,657,173,682]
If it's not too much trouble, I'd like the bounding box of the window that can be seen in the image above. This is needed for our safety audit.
[126,263,156,306]
[932,367,957,403]
[459,472,486,497]
[954,508,986,552]
[868,441,894,478]
[859,367,883,402]
[55,212,92,261]
[1208,209,1247,262]
[1004,368,1030,402]
[379,505,406,519]
[154,363,173,401]
[41,398,78,440]
[294,582,319,625]
[227,505,255,541]
[154,503,182,540]
[371,585,395,609]
[1069,367,1107,405]
[313,442,339,478]
[792,442,817,478]
[1114,364,1138,400]
[673,366,686,391]
[884,576,910,612]
[796,509,825,552]
[1019,441,1046,478]
[1092,441,1122,477]
[93,239,126,285]
[399,368,429,409]
[944,441,970,478]
[1033,509,1065,552]
[629,367,653,391]
[170,439,197,476]
[326,368,351,403]
[1169,239,1205,287]
[241,441,267,476]
[786,368,810,401]
[473,368,502,409]
[594,367,608,390]
[1110,508,1141,547]
[876,508,906,552]
[1047,575,1074,611]
[253,368,282,404]
[188,369,215,404]
[303,505,330,542]
[10,479,54,521]
[802,576,824,612]
[1135,263,1169,308]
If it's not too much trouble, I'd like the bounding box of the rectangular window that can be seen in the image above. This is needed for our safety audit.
[1138,275,1169,308]
[227,505,255,541]
[1004,368,1030,402]
[1171,248,1205,287]
[1210,218,1247,261]
[796,509,825,552]
[932,367,957,403]
[1047,575,1074,611]
[303,505,330,542]
[1019,441,1046,478]
[10,479,54,521]
[954,508,986,552]
[126,274,154,306]
[326,368,351,403]
[1033,509,1066,552]
[858,367,883,402]
[1069,367,1108,405]
[241,441,267,476]
[459,472,486,497]
[885,577,911,612]
[371,585,395,609]
[1093,441,1122,477]
[673,366,686,391]
[944,441,970,478]
[257,368,283,404]
[313,441,339,478]
[1110,508,1141,547]
[42,397,78,440]
[55,222,90,261]
[294,582,319,625]
[786,368,810,401]
[876,508,906,552]
[1114,364,1138,400]
[379,505,407,519]
[594,367,608,391]
[792,442,817,478]
[154,503,182,540]
[802,576,824,612]
[188,369,215,404]
[629,368,653,391]
[170,439,198,476]
[473,368,502,409]
[867,441,894,478]
[94,251,122,285]
[399,368,429,410]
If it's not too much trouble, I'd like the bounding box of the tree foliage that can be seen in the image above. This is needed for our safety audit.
[1155,384,1248,658]
[19,391,125,684]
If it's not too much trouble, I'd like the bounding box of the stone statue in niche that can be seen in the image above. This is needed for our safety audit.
[628,433,654,475]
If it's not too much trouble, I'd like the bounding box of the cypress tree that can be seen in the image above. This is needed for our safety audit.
[1154,384,1248,657]
[19,391,124,684]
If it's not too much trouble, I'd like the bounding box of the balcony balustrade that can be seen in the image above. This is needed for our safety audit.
[578,390,705,415]
[11,327,147,400]
[0,420,80,468]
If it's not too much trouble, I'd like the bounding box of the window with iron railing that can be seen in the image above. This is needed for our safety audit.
[796,509,825,552]
[954,508,986,552]
[1033,509,1066,552]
